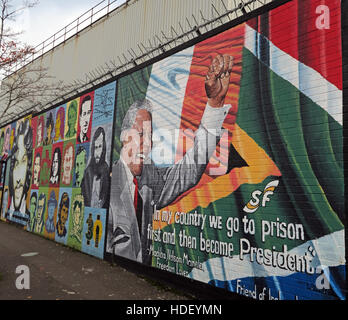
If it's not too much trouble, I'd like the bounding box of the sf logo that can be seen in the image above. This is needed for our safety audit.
[243,180,279,213]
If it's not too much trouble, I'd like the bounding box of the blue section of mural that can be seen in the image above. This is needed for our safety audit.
[92,81,117,127]
[209,265,346,300]
[82,207,107,259]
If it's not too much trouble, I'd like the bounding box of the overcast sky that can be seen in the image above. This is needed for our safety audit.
[11,0,126,47]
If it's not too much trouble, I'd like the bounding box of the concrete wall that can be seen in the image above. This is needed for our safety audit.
[0,0,275,125]
[27,0,273,84]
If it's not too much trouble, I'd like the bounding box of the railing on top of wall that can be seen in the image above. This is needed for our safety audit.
[4,0,128,77]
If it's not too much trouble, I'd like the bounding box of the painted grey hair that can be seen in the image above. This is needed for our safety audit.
[120,99,152,142]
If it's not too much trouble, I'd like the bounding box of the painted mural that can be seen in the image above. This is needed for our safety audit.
[0,0,344,301]
[0,81,116,259]
[2,116,33,226]
[105,0,345,300]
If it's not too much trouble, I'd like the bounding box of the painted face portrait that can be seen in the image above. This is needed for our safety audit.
[121,108,152,177]
[71,194,84,241]
[33,153,41,186]
[48,202,55,219]
[45,191,58,236]
[29,193,37,219]
[52,152,59,176]
[7,120,32,223]
[66,101,78,138]
[55,115,61,140]
[45,113,54,145]
[79,96,92,143]
[75,147,86,187]
[94,133,104,164]
[12,135,29,210]
[37,117,44,147]
[3,128,10,153]
[50,147,61,185]
[28,192,37,230]
[56,192,70,238]
[59,194,69,226]
[55,107,65,141]
[0,133,4,155]
[62,144,74,185]
[36,194,46,227]
[81,126,109,209]
[39,149,51,186]
[37,123,42,145]
[73,202,82,225]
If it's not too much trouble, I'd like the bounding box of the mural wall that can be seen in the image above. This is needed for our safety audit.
[0,0,345,300]
[0,81,116,259]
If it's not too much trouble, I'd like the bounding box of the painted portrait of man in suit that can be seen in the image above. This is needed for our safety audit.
[77,95,93,144]
[107,54,234,265]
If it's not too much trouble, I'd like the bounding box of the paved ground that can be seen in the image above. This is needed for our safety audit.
[0,221,190,300]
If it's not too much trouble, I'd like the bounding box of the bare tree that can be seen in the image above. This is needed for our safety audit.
[0,66,69,121]
[0,0,73,123]
[0,0,38,72]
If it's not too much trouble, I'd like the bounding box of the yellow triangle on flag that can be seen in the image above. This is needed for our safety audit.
[153,124,281,230]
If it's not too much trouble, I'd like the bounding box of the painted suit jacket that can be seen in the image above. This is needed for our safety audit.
[107,104,231,265]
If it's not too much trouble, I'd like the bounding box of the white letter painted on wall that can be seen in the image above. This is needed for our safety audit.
[316,5,330,30]
[15,265,30,290]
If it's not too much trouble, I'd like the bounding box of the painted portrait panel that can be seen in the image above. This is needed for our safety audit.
[61,140,75,188]
[32,146,43,189]
[43,111,55,146]
[27,189,38,232]
[7,118,33,226]
[39,146,52,187]
[65,98,80,140]
[49,142,63,188]
[55,187,72,245]
[67,189,85,251]
[36,115,45,148]
[33,187,48,236]
[54,105,66,143]
[77,92,94,144]
[82,207,106,259]
[81,124,112,209]
[73,142,89,188]
[2,125,11,154]
[43,187,59,240]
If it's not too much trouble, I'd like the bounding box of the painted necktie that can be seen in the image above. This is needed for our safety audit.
[133,177,142,234]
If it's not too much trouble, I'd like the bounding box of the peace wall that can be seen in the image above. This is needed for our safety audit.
[0,0,345,300]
